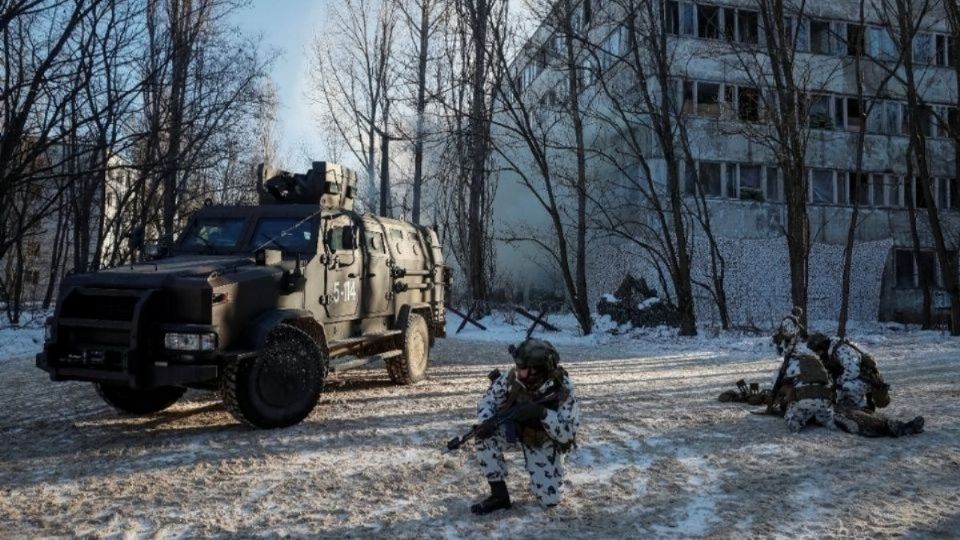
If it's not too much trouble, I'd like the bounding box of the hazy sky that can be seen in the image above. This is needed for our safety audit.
[230,0,328,169]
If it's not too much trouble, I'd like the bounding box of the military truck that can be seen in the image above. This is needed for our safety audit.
[37,162,449,428]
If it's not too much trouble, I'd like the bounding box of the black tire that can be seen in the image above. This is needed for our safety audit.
[221,323,328,429]
[386,313,429,384]
[95,383,186,415]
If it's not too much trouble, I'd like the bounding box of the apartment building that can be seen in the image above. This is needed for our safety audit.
[493,0,959,324]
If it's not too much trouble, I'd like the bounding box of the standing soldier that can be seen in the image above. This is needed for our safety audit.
[768,308,835,433]
[806,333,924,438]
[470,338,580,514]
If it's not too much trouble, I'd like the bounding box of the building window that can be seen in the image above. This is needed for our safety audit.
[699,161,722,196]
[737,9,758,44]
[809,94,832,129]
[682,80,695,114]
[913,33,934,64]
[666,1,680,35]
[697,4,720,39]
[845,98,864,132]
[25,270,40,286]
[895,249,915,288]
[27,241,41,258]
[950,178,959,209]
[737,86,760,122]
[846,24,866,56]
[869,27,898,61]
[871,173,887,206]
[697,82,721,117]
[766,167,781,202]
[894,249,940,289]
[810,20,832,54]
[810,169,835,204]
[738,164,763,200]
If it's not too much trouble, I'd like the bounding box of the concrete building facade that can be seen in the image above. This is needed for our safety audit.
[492,0,960,324]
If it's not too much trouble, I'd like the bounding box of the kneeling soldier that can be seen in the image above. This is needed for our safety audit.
[471,338,580,514]
[769,308,834,433]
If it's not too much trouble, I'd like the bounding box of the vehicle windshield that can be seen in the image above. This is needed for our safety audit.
[252,217,318,252]
[180,218,247,249]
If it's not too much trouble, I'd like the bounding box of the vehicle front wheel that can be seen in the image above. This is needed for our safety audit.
[95,383,186,415]
[221,323,328,429]
[386,313,430,385]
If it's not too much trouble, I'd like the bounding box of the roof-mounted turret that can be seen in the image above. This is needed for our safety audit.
[258,161,358,211]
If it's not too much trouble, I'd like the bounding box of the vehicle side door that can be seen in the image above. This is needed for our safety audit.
[361,218,391,315]
[320,213,362,320]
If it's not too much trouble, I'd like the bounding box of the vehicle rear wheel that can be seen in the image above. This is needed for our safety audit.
[95,383,186,415]
[221,323,328,429]
[386,313,429,385]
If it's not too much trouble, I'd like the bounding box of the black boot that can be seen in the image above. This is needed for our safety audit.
[470,481,511,515]
[891,416,925,437]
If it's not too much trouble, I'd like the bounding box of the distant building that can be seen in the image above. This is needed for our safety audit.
[492,0,959,324]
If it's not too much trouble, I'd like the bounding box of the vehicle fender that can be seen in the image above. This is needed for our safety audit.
[249,309,327,352]
[395,303,433,333]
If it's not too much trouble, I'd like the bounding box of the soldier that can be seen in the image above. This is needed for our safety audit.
[768,308,835,433]
[806,333,924,438]
[470,338,580,515]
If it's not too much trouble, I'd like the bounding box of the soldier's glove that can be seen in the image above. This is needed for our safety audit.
[474,422,497,440]
[512,402,546,423]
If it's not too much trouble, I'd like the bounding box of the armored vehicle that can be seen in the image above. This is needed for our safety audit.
[37,162,449,428]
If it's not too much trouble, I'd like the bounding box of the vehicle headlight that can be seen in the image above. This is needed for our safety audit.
[165,332,217,351]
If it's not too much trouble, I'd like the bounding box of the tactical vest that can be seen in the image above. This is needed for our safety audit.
[786,354,833,403]
[831,340,889,408]
[499,367,574,452]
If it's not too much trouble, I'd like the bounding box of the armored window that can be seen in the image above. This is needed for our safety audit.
[895,249,915,288]
[810,169,834,204]
[181,217,246,249]
[252,218,317,253]
[697,4,719,39]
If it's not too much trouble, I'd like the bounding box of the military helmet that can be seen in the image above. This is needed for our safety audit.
[509,338,560,372]
[806,332,831,355]
[772,306,806,354]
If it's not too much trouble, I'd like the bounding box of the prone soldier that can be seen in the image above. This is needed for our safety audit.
[806,333,924,438]
[469,338,580,514]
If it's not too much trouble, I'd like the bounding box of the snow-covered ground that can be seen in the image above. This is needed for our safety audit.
[1,313,959,538]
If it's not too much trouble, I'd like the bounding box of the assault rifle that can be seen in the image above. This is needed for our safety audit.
[763,353,791,415]
[445,382,566,453]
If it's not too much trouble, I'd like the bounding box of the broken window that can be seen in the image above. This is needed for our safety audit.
[699,161,722,197]
[846,98,863,132]
[766,167,781,202]
[846,24,866,56]
[936,34,948,66]
[682,80,695,114]
[871,173,886,206]
[737,9,758,44]
[810,20,832,54]
[666,1,680,35]
[697,4,720,39]
[697,82,721,117]
[739,164,763,200]
[918,251,936,287]
[811,169,834,204]
[738,86,760,122]
[809,94,832,129]
[895,249,915,288]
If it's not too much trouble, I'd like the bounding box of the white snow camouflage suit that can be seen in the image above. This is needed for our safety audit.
[772,313,834,433]
[475,368,580,507]
[825,337,874,408]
